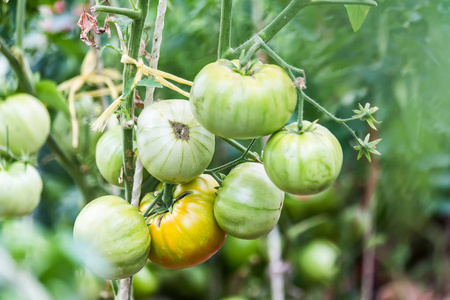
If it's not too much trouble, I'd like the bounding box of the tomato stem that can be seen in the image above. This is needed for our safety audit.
[162,183,175,208]
[220,138,262,163]
[297,92,304,132]
[217,0,233,59]
[119,0,150,204]
[143,190,164,217]
[92,6,142,20]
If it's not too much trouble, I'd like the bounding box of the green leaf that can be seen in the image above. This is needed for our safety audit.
[35,80,70,116]
[345,5,370,32]
[135,78,163,89]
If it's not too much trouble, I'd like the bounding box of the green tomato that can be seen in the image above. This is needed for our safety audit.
[133,265,159,299]
[190,59,297,139]
[137,99,215,184]
[263,121,343,195]
[73,195,151,279]
[222,235,260,269]
[0,162,43,217]
[0,94,50,156]
[214,162,284,239]
[95,126,124,186]
[297,239,340,283]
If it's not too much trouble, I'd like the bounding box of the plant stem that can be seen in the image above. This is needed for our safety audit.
[232,0,308,56]
[220,137,262,163]
[15,0,26,50]
[230,0,377,57]
[218,0,233,59]
[239,40,261,66]
[121,0,150,203]
[297,92,304,131]
[0,38,34,95]
[162,183,174,207]
[143,191,164,217]
[206,139,256,173]
[92,5,142,20]
[259,40,305,78]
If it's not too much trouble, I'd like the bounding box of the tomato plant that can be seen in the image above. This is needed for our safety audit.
[214,162,284,239]
[147,174,226,269]
[137,99,215,184]
[189,59,297,139]
[0,94,50,156]
[73,195,151,279]
[263,121,343,195]
[0,161,42,217]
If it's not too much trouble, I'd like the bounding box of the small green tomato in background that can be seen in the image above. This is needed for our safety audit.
[263,121,343,195]
[95,126,125,187]
[133,265,159,299]
[0,161,43,218]
[137,99,215,184]
[214,162,284,239]
[73,195,151,279]
[0,94,50,156]
[297,239,340,283]
[190,59,297,139]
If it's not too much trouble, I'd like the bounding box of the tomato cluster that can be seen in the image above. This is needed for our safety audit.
[0,94,50,218]
[73,58,344,279]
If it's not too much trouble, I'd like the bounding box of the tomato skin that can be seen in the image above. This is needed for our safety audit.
[190,60,297,139]
[297,239,340,283]
[137,100,215,184]
[0,94,50,156]
[148,175,226,269]
[214,162,284,239]
[95,126,124,187]
[263,121,343,195]
[73,195,151,279]
[0,162,43,217]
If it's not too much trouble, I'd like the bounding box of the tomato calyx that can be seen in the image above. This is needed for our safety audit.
[169,120,190,140]
[218,58,260,77]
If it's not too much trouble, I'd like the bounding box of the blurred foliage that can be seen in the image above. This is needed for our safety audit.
[1,0,450,299]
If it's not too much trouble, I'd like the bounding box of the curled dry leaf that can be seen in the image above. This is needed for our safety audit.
[77,11,112,49]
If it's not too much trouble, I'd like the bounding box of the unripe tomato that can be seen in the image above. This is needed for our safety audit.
[95,126,124,186]
[0,162,43,217]
[0,94,50,156]
[73,196,151,279]
[190,60,297,139]
[147,175,226,269]
[297,239,340,283]
[222,235,261,269]
[137,100,215,184]
[132,265,159,299]
[214,162,284,239]
[263,121,343,195]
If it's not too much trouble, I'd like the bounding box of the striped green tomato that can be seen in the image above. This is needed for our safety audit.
[73,195,151,279]
[137,100,215,184]
[0,162,43,217]
[214,162,284,239]
[0,94,50,156]
[189,59,297,139]
[95,126,124,187]
[263,121,343,195]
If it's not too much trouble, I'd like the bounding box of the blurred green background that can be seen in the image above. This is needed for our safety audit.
[1,0,450,299]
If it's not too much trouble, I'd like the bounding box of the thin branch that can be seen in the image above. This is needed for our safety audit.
[0,38,34,94]
[92,5,142,20]
[217,0,233,59]
[15,0,26,50]
[230,0,377,57]
[220,137,262,163]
